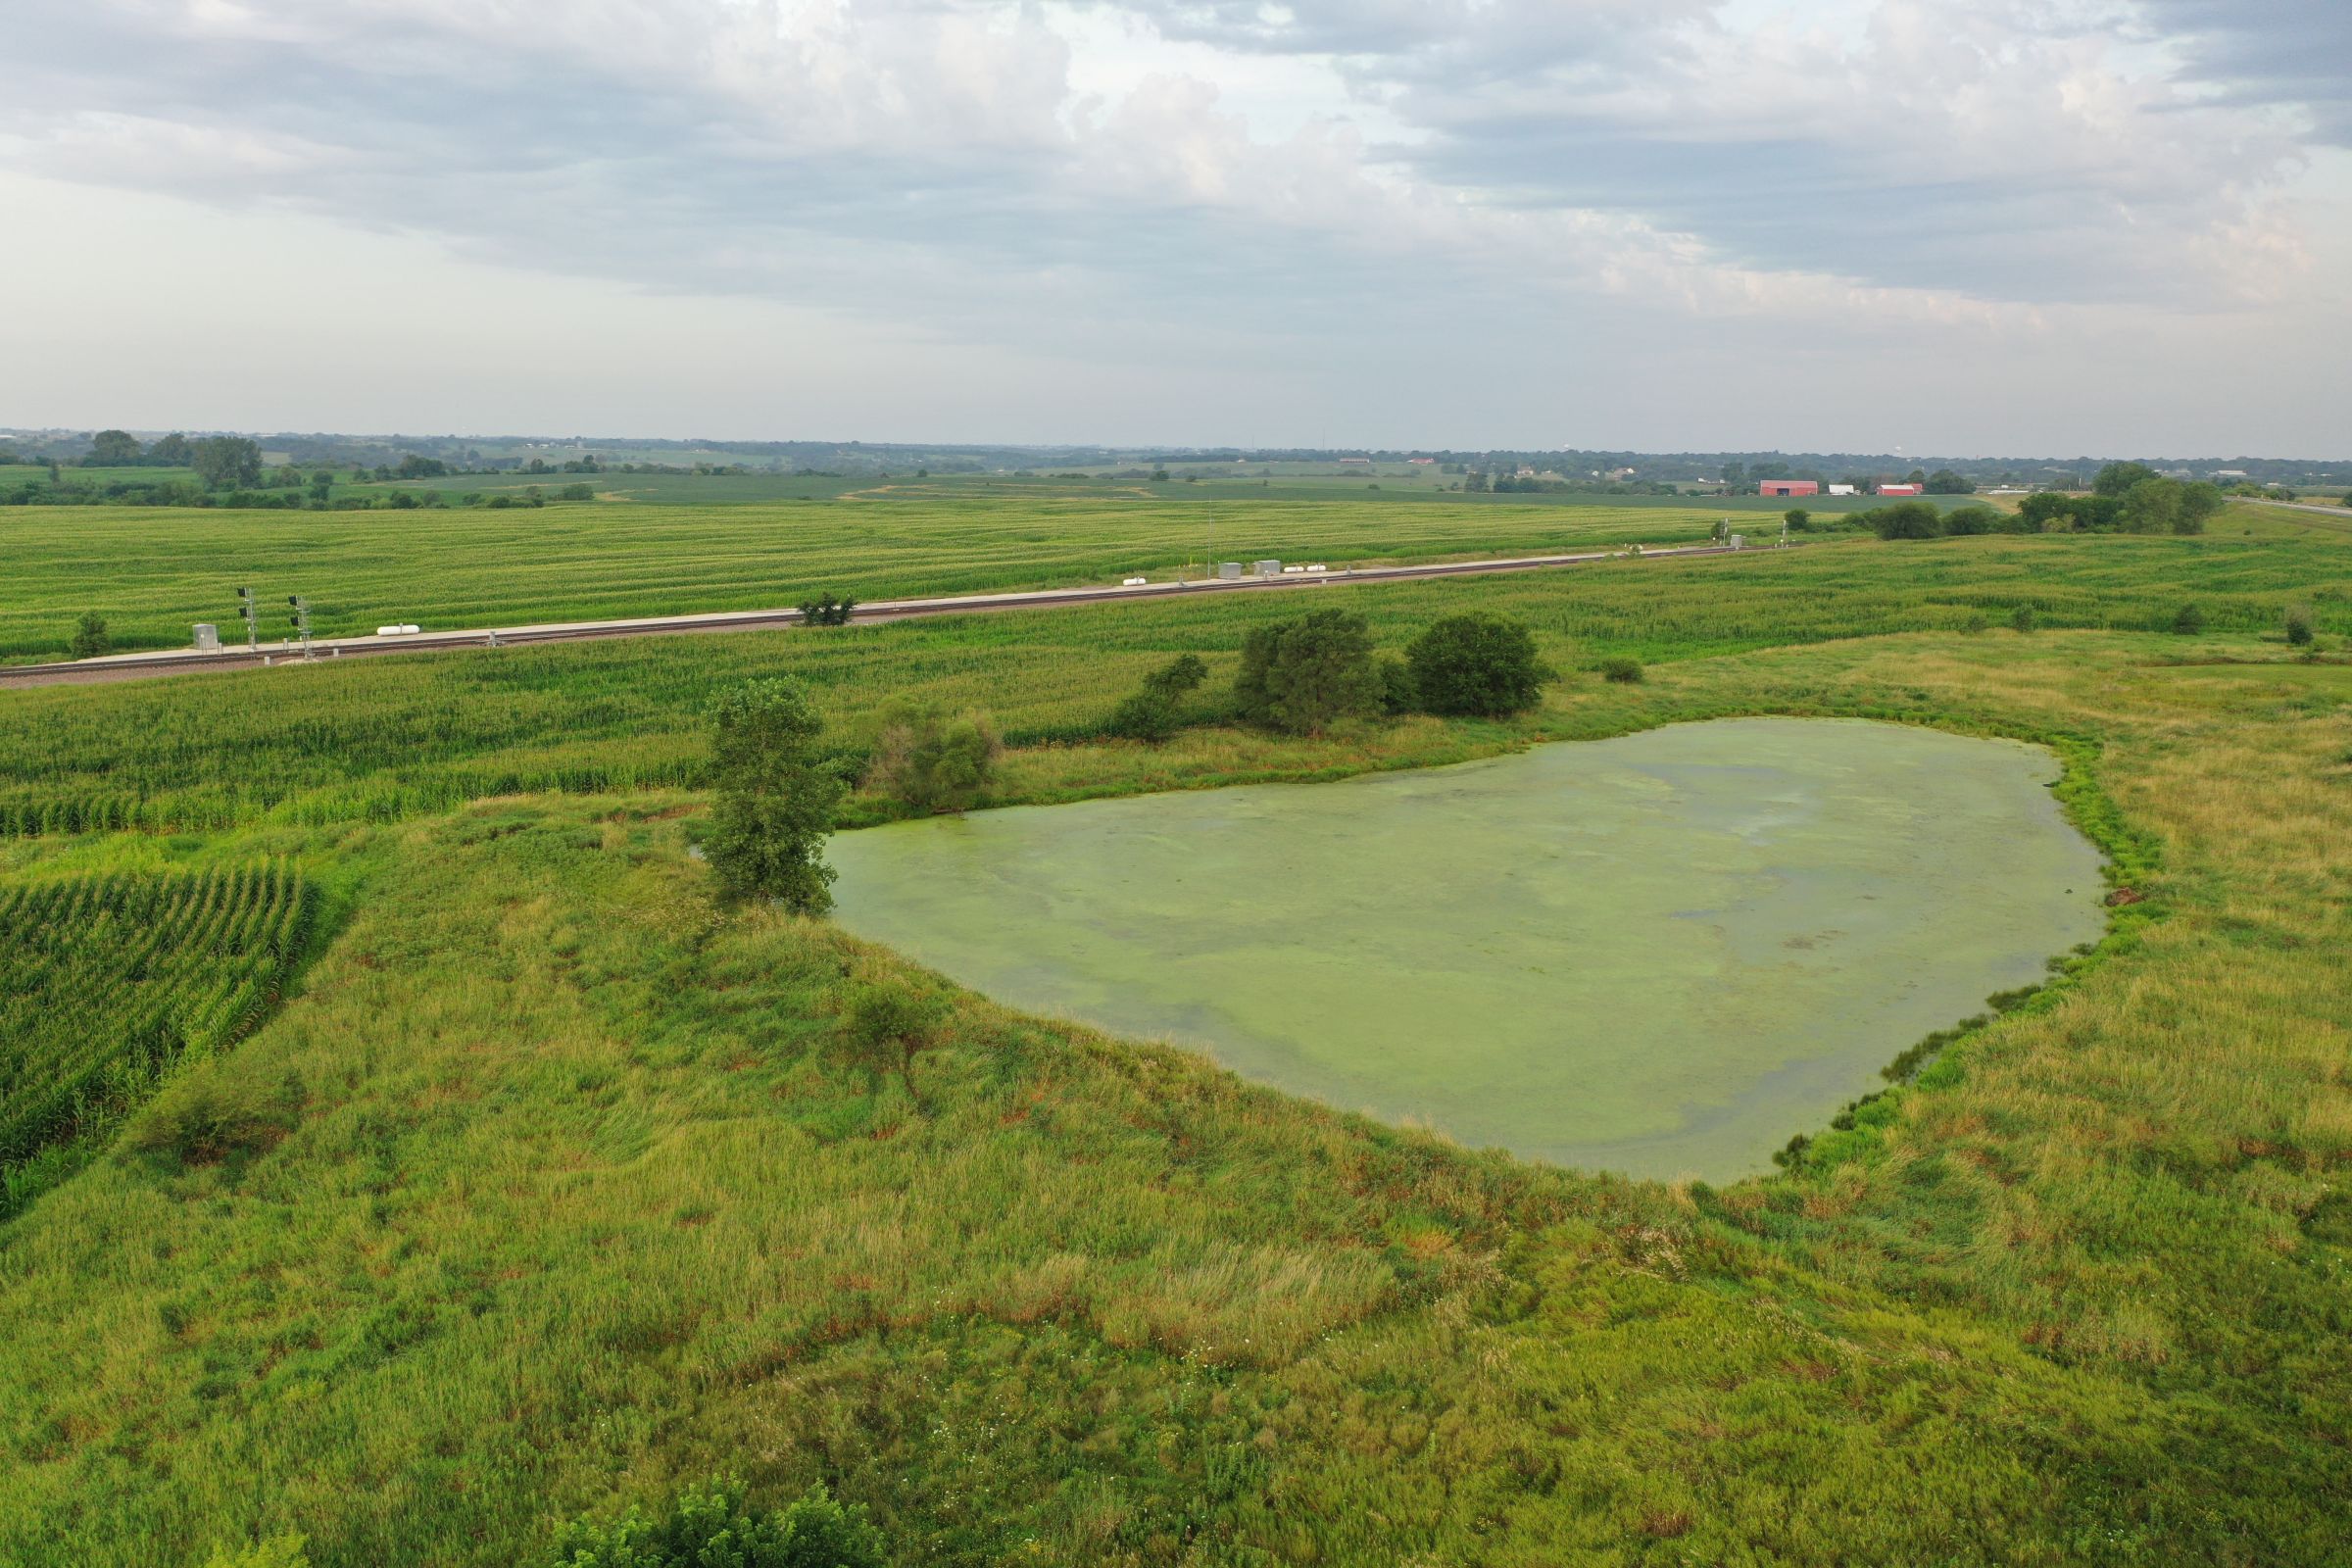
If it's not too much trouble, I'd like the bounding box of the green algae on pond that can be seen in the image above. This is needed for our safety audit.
[828,718,2109,1182]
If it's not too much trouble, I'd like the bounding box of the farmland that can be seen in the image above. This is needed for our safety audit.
[0,480,1949,663]
[1,514,2350,1564]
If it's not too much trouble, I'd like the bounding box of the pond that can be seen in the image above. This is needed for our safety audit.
[827,718,2108,1182]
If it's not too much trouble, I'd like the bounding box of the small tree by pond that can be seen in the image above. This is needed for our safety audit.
[867,701,1003,813]
[1233,609,1382,735]
[1404,612,1547,717]
[837,982,950,1108]
[1106,653,1208,742]
[705,678,845,915]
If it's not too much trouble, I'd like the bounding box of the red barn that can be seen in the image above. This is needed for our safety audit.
[1759,480,1819,497]
[1877,483,1923,497]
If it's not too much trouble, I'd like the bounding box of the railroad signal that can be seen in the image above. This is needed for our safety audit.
[235,586,258,653]
[285,595,314,659]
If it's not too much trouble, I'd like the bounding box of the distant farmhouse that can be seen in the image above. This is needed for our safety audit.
[1759,479,1819,497]
[1877,483,1924,497]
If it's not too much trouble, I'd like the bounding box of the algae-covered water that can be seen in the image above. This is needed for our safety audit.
[828,718,2108,1182]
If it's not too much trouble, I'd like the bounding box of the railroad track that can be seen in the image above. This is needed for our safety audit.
[0,540,1774,689]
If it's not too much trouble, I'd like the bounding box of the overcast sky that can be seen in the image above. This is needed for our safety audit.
[4,0,2346,453]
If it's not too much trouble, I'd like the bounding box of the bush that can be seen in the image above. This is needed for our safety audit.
[2284,606,2315,647]
[1962,612,1990,635]
[129,1060,296,1167]
[1596,657,1644,684]
[1105,654,1208,743]
[202,1536,309,1568]
[1233,609,1382,735]
[798,593,857,627]
[866,701,1002,813]
[1377,655,1418,715]
[705,678,845,914]
[68,611,110,660]
[1402,612,1547,717]
[836,982,950,1106]
[547,1480,886,1568]
[1862,501,1944,540]
[1941,506,2001,537]
[2010,605,2037,633]
[1783,508,1812,532]
[2171,603,2206,635]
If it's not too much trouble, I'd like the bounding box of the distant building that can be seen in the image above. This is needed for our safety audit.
[2213,469,2249,480]
[1759,479,1820,497]
[1877,483,1924,497]
[1827,483,1858,497]
[1516,466,1537,478]
[1408,457,1435,466]
[1339,457,1372,466]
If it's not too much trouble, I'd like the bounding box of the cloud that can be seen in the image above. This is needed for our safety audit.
[0,0,2343,449]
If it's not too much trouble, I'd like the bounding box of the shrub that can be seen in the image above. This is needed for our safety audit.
[1783,508,1812,532]
[1596,657,1644,684]
[1377,655,1418,715]
[798,593,857,627]
[2284,606,2315,647]
[202,1536,309,1568]
[836,983,950,1107]
[547,1480,886,1568]
[705,678,845,914]
[1105,654,1208,742]
[866,701,1002,813]
[1233,609,1382,734]
[1403,612,1547,717]
[2171,603,2206,635]
[2010,605,2037,634]
[1941,506,2001,536]
[129,1060,296,1167]
[1862,501,1944,540]
[68,611,110,660]
[1962,612,1990,635]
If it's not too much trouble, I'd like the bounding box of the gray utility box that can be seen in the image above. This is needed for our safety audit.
[1216,562,1245,580]
[1728,535,1745,550]
[1253,560,1282,578]
[192,623,220,651]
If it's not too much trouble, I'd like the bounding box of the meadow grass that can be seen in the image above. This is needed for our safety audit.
[1,621,2348,1564]
[3,520,2352,1563]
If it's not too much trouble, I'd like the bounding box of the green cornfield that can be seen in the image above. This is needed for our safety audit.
[0,863,311,1214]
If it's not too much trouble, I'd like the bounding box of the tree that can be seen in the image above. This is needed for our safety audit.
[1924,468,1975,494]
[2171,603,2206,635]
[2120,475,2185,534]
[866,701,1003,813]
[1940,505,2002,536]
[549,1480,887,1568]
[2093,461,2160,498]
[1862,501,1944,540]
[1233,608,1382,734]
[1403,612,1547,717]
[1105,653,1208,742]
[149,432,192,466]
[799,592,857,626]
[396,454,449,479]
[2284,607,2315,647]
[2178,481,2225,534]
[191,436,263,490]
[704,678,845,914]
[86,429,142,466]
[2010,604,2037,633]
[1783,508,1812,532]
[68,612,111,660]
[837,982,949,1106]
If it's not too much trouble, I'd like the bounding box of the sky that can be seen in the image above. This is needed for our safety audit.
[3,0,2346,454]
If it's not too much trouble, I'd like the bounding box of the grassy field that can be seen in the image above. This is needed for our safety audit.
[0,480,1960,663]
[2,523,2350,1563]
